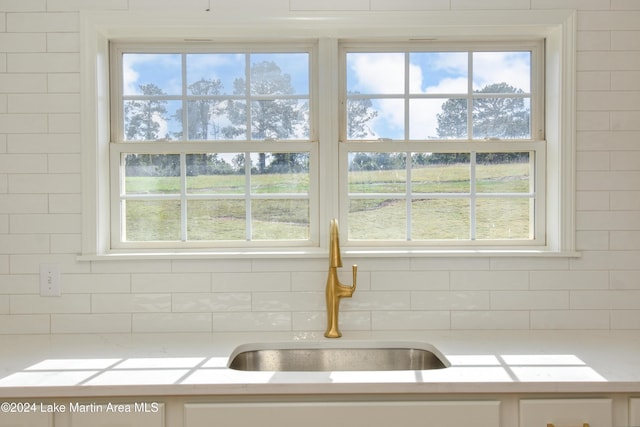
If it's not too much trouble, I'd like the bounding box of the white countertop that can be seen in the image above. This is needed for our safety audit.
[1,330,640,398]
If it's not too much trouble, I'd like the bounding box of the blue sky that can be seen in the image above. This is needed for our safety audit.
[346,51,531,139]
[122,50,530,141]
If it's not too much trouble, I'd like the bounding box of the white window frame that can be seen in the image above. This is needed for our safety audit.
[338,41,546,249]
[79,9,577,259]
[108,43,319,250]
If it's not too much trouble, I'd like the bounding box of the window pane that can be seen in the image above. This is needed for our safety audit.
[124,200,180,241]
[186,153,244,194]
[347,98,404,140]
[186,99,237,140]
[186,53,244,96]
[187,200,246,240]
[476,152,532,193]
[123,154,180,194]
[472,96,530,139]
[251,53,309,95]
[346,52,404,94]
[411,98,467,140]
[476,198,531,240]
[348,152,406,193]
[349,199,406,240]
[411,199,470,240]
[411,155,470,193]
[250,99,309,140]
[250,152,310,193]
[410,52,468,94]
[472,51,531,93]
[122,53,182,96]
[252,199,309,240]
[124,99,182,141]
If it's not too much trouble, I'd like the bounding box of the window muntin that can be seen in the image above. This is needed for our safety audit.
[344,47,535,141]
[347,151,535,242]
[341,42,543,246]
[111,44,316,248]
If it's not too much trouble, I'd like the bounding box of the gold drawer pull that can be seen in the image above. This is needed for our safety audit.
[546,424,589,427]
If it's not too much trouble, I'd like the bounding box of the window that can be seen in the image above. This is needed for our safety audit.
[340,43,545,247]
[109,44,318,249]
[81,10,576,257]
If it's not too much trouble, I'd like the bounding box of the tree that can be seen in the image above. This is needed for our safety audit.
[223,60,306,173]
[347,94,378,139]
[436,82,530,140]
[124,83,169,141]
[434,82,530,164]
[178,78,225,140]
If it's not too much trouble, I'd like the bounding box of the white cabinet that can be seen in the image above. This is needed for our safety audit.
[629,398,640,425]
[520,399,612,427]
[69,403,164,427]
[0,411,52,427]
[184,401,501,427]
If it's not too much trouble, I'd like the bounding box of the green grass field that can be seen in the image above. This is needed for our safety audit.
[123,162,531,242]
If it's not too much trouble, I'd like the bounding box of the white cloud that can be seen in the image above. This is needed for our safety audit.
[349,50,530,139]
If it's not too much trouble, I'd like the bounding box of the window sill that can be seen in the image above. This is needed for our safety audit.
[77,248,581,261]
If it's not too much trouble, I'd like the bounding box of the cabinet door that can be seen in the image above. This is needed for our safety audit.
[0,411,52,427]
[520,399,612,427]
[630,398,640,425]
[185,401,500,427]
[69,403,164,427]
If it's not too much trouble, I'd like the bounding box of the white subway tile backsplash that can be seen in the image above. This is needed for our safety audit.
[47,73,80,93]
[610,271,640,289]
[133,313,212,333]
[91,293,171,313]
[0,234,50,254]
[372,271,449,290]
[1,0,640,335]
[452,0,529,9]
[7,53,79,73]
[411,291,490,310]
[0,34,46,53]
[0,195,48,214]
[611,71,640,91]
[372,311,450,330]
[0,314,50,334]
[7,12,79,32]
[531,310,610,329]
[252,291,324,312]
[213,0,289,10]
[172,293,251,312]
[451,271,529,290]
[290,0,370,10]
[531,270,609,290]
[0,74,47,92]
[213,272,291,291]
[451,311,530,330]
[46,33,80,53]
[52,314,131,333]
[132,273,210,293]
[0,114,47,133]
[211,312,290,332]
[577,71,610,91]
[371,0,450,10]
[491,291,569,310]
[11,294,90,314]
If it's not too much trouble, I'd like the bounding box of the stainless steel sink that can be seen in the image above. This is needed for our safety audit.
[227,341,449,372]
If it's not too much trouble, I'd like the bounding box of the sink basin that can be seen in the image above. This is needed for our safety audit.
[227,341,449,372]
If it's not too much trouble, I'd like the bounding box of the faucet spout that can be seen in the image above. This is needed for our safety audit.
[324,219,357,338]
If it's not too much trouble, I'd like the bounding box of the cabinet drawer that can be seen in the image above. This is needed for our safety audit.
[185,401,500,427]
[520,399,612,427]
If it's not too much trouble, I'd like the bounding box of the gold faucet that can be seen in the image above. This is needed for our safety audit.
[324,219,357,338]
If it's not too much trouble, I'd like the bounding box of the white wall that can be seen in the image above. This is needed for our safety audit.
[1,0,639,334]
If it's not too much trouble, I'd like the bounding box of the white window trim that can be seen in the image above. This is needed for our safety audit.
[79,9,577,260]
